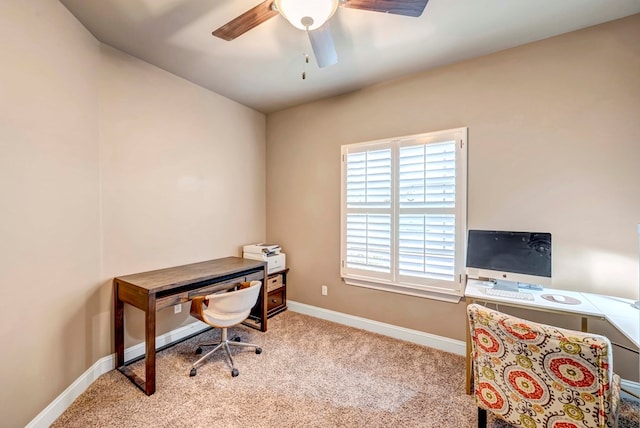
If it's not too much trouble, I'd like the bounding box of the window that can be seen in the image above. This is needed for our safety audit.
[340,128,467,302]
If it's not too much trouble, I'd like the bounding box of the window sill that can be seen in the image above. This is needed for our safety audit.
[343,276,464,304]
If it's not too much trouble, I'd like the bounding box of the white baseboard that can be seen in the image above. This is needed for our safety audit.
[26,321,210,428]
[287,301,466,356]
[26,354,115,428]
[621,379,640,399]
[122,320,210,362]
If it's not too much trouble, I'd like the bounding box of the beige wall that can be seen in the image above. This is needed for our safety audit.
[0,1,100,426]
[99,45,266,347]
[266,15,640,359]
[0,1,266,426]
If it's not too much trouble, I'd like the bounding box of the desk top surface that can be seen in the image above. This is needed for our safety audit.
[114,257,266,292]
[465,280,602,317]
[581,292,639,348]
[465,279,639,348]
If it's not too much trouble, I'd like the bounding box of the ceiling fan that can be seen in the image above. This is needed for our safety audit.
[212,0,430,68]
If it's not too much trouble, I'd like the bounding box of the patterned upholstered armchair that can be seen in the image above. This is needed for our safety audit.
[467,303,620,428]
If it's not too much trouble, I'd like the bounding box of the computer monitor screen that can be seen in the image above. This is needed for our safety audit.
[466,230,552,287]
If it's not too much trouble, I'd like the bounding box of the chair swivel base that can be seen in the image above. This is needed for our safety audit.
[189,330,262,378]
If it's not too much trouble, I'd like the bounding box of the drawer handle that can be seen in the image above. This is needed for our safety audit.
[271,299,278,303]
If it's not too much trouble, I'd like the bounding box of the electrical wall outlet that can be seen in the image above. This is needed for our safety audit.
[174,304,182,314]
[321,285,328,296]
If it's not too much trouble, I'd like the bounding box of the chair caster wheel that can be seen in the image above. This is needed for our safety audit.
[255,347,262,354]
[231,368,239,377]
[232,336,241,342]
[189,368,197,377]
[195,347,203,355]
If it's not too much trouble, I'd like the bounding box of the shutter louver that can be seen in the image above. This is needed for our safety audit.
[346,149,391,208]
[345,213,391,272]
[398,214,455,281]
[399,141,456,209]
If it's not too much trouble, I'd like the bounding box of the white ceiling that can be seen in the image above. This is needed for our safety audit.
[60,0,640,114]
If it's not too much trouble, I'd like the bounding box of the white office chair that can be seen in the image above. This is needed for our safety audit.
[189,280,263,377]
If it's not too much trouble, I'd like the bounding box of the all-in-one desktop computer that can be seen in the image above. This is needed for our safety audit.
[466,230,552,299]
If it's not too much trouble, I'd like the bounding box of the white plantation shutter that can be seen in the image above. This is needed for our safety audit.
[344,147,392,278]
[398,141,456,282]
[341,128,467,301]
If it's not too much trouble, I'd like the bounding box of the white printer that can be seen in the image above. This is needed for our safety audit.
[243,243,286,275]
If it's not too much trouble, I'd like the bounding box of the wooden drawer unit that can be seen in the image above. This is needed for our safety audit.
[265,268,288,317]
[266,272,283,292]
[267,288,285,312]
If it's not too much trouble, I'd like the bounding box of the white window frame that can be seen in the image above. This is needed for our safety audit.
[340,127,467,302]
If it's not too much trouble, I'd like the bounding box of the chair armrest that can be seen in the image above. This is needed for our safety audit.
[189,296,209,322]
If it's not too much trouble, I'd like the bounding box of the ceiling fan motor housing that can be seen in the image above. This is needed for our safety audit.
[275,0,339,30]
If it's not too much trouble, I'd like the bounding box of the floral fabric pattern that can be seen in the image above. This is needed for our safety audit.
[467,304,620,428]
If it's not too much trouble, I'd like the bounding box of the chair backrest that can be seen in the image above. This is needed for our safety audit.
[202,280,262,328]
[467,303,618,428]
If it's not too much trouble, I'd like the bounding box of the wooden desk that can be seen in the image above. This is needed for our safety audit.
[114,257,267,395]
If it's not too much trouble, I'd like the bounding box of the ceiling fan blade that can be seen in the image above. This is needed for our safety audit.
[308,22,338,68]
[212,0,279,41]
[339,0,429,17]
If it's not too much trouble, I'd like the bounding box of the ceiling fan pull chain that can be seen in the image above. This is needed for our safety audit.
[302,25,311,80]
[302,53,309,80]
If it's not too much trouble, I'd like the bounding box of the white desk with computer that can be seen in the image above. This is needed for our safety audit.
[463,230,639,394]
[465,279,639,347]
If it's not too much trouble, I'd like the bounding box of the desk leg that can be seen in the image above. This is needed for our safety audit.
[145,294,157,395]
[260,269,268,332]
[114,280,124,367]
[465,306,473,395]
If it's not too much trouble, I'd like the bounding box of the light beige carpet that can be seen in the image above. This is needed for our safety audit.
[53,311,639,427]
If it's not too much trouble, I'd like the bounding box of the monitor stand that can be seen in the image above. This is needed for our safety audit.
[518,282,544,291]
[492,280,519,292]
[490,279,544,291]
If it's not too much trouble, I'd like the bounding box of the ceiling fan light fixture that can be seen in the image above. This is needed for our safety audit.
[275,0,339,31]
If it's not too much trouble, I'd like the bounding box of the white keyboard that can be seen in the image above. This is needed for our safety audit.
[484,288,534,301]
